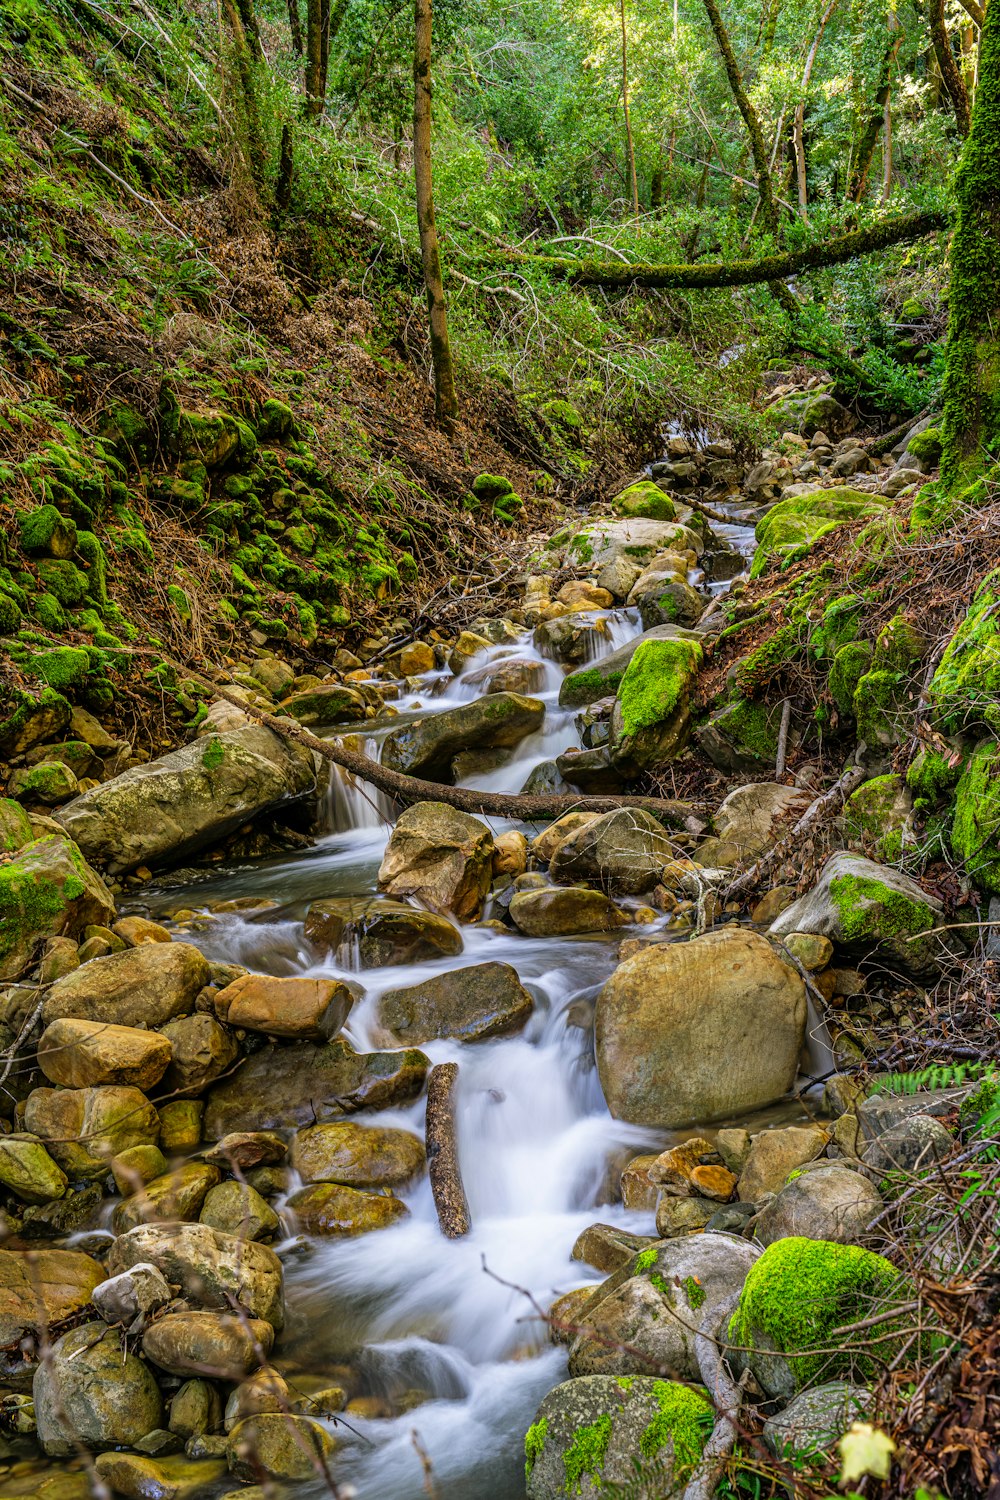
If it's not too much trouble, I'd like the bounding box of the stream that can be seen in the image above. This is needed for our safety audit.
[128,497,816,1499]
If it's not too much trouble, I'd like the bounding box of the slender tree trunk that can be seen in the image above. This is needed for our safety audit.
[318,0,331,109]
[847,15,901,200]
[234,0,263,61]
[305,0,323,115]
[941,0,1000,486]
[414,0,459,429]
[957,0,985,23]
[220,0,266,187]
[795,0,840,218]
[287,0,303,54]
[275,122,294,216]
[620,0,640,218]
[701,0,781,235]
[930,0,972,134]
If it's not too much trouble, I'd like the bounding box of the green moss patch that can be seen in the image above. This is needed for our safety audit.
[952,739,1000,894]
[617,636,703,736]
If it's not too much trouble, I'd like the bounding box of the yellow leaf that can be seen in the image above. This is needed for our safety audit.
[838,1422,896,1485]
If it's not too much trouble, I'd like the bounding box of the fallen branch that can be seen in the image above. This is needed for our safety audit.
[775,699,791,777]
[425,1062,471,1239]
[685,1304,745,1500]
[725,760,868,898]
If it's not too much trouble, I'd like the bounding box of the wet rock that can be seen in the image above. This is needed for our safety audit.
[619,1154,659,1211]
[279,684,369,725]
[0,1248,104,1363]
[25,1085,160,1180]
[304,896,462,967]
[223,1368,290,1431]
[550,808,674,895]
[737,1124,829,1200]
[571,1224,657,1274]
[376,961,534,1044]
[109,1223,284,1329]
[381,694,544,779]
[557,580,615,610]
[292,1121,424,1189]
[37,1017,172,1091]
[143,1311,274,1380]
[42,941,211,1029]
[215,974,353,1043]
[0,1136,68,1204]
[518,759,567,795]
[20,1181,102,1239]
[862,1114,953,1174]
[754,1163,884,1246]
[287,1182,409,1236]
[160,1015,239,1096]
[226,1412,338,1483]
[596,928,806,1127]
[509,886,628,937]
[768,851,947,975]
[92,1263,173,1325]
[533,615,609,664]
[0,835,115,981]
[448,631,491,673]
[762,1381,872,1462]
[530,811,602,864]
[94,1452,227,1500]
[199,1182,279,1241]
[633,574,705,630]
[201,1132,287,1173]
[203,1038,429,1137]
[160,1100,204,1153]
[54,725,315,874]
[114,915,174,946]
[112,1144,169,1194]
[34,1321,163,1455]
[113,1163,222,1234]
[462,660,544,701]
[555,745,624,794]
[377,802,494,921]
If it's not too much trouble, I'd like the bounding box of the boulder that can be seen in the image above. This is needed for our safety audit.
[550,808,674,895]
[381,694,544,779]
[533,615,609,664]
[493,830,528,877]
[768,851,946,974]
[376,961,533,1044]
[0,796,34,852]
[377,803,494,921]
[54,725,316,873]
[292,1121,425,1188]
[34,1321,163,1455]
[227,1413,338,1483]
[0,1136,68,1203]
[37,1017,172,1090]
[109,1222,284,1328]
[696,695,793,775]
[199,1182,280,1241]
[564,517,703,571]
[279,684,369,726]
[42,941,210,1029]
[223,1367,289,1431]
[754,1163,884,1246]
[558,629,696,708]
[0,835,115,981]
[159,1014,238,1095]
[509,886,628,937]
[737,1124,829,1200]
[303,896,462,967]
[94,1453,228,1500]
[704,783,811,866]
[203,1038,429,1137]
[762,1381,872,1462]
[531,811,603,864]
[525,1375,714,1500]
[0,688,72,757]
[201,1132,287,1173]
[571,1223,657,1274]
[25,1085,160,1180]
[0,1248,104,1362]
[596,928,806,1126]
[610,636,703,771]
[751,488,887,579]
[463,657,547,696]
[287,1182,409,1236]
[862,1114,954,1174]
[168,1376,222,1439]
[216,973,353,1041]
[143,1311,273,1379]
[92,1263,173,1325]
[112,1163,221,1235]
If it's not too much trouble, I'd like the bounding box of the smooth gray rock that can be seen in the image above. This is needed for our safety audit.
[763,1381,872,1461]
[753,1164,884,1246]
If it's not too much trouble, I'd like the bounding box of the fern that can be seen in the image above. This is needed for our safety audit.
[868,1061,996,1097]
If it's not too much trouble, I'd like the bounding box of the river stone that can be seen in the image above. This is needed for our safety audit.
[54,725,315,874]
[754,1164,884,1246]
[199,1181,279,1241]
[377,802,495,921]
[279,684,369,725]
[292,1121,424,1188]
[381,693,544,779]
[768,851,946,975]
[0,797,34,851]
[762,1381,872,1462]
[303,896,462,966]
[0,835,115,981]
[92,1263,173,1324]
[94,1452,227,1500]
[567,517,704,571]
[656,1195,718,1236]
[568,1233,759,1379]
[203,1038,429,1137]
[531,811,603,864]
[201,1132,287,1172]
[0,1248,104,1364]
[709,782,812,863]
[114,915,173,946]
[169,1378,222,1439]
[160,1014,239,1096]
[555,745,625,794]
[0,1135,68,1203]
[227,1413,339,1483]
[38,1017,172,1091]
[112,1163,222,1235]
[216,974,353,1041]
[609,636,704,772]
[160,1100,204,1153]
[571,1224,658,1274]
[41,941,210,1029]
[862,1114,954,1174]
[24,1085,160,1180]
[143,1311,274,1380]
[596,928,806,1127]
[109,1223,284,1329]
[287,1181,409,1236]
[550,808,674,895]
[737,1124,829,1201]
[464,657,547,696]
[376,961,534,1044]
[636,576,705,630]
[223,1368,290,1432]
[533,613,610,664]
[34,1321,163,1455]
[509,886,627,937]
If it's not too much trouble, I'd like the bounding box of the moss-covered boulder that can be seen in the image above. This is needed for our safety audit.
[8,760,80,806]
[524,1375,714,1499]
[279,684,370,725]
[729,1237,909,1398]
[0,835,114,981]
[558,626,689,708]
[611,481,677,522]
[0,688,71,756]
[751,489,887,578]
[843,774,914,863]
[558,517,703,571]
[696,693,790,773]
[0,798,34,852]
[951,739,1000,894]
[610,636,703,771]
[853,669,913,748]
[927,569,1000,732]
[828,642,873,715]
[19,505,77,559]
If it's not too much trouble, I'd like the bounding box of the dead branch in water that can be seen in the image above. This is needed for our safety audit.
[425,1062,471,1239]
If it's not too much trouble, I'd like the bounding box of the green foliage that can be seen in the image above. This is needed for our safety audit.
[870,1061,995,1096]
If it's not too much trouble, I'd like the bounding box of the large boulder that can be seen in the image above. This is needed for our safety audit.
[203,1038,429,1137]
[303,896,462,966]
[0,835,114,981]
[33,1321,163,1455]
[377,803,494,921]
[751,488,887,579]
[381,693,544,779]
[701,782,811,866]
[41,941,210,1028]
[768,851,946,974]
[37,1017,172,1090]
[24,1085,160,1180]
[292,1121,425,1187]
[610,636,703,771]
[216,973,354,1040]
[54,725,316,873]
[562,517,704,571]
[549,808,674,894]
[558,625,697,708]
[376,961,533,1044]
[109,1222,284,1328]
[753,1163,884,1246]
[596,928,806,1126]
[0,1248,104,1367]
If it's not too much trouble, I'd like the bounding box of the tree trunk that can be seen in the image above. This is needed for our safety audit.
[414,0,459,430]
[847,17,901,200]
[287,0,303,54]
[220,0,266,187]
[794,0,839,219]
[234,0,263,61]
[957,0,985,23]
[941,0,1000,487]
[426,1064,471,1239]
[701,0,781,234]
[305,0,324,115]
[318,0,331,109]
[930,0,972,135]
[275,122,294,216]
[620,0,640,218]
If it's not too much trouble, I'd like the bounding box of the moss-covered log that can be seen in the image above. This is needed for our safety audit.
[512,210,946,290]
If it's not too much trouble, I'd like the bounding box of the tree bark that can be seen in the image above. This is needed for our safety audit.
[620,0,640,218]
[426,1063,471,1239]
[414,0,459,429]
[957,0,985,25]
[847,17,901,200]
[287,0,303,54]
[700,0,781,235]
[930,0,972,135]
[794,0,839,219]
[305,0,324,115]
[234,0,264,61]
[220,0,265,186]
[941,0,1000,486]
[514,208,946,289]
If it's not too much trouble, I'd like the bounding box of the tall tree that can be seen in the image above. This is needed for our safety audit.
[794,0,840,218]
[847,15,902,200]
[305,0,325,115]
[620,0,639,218]
[700,0,782,235]
[930,0,972,134]
[414,0,459,429]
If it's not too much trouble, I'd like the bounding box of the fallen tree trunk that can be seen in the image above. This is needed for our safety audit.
[426,1062,471,1238]
[507,209,947,290]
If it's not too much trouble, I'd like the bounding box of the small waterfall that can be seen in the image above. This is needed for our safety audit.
[322,738,391,834]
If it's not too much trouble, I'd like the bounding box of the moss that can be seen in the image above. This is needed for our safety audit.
[638,1381,714,1475]
[563,1415,613,1495]
[0,835,89,973]
[951,739,1000,894]
[19,504,76,557]
[0,590,22,634]
[906,747,962,803]
[829,873,936,946]
[853,669,907,747]
[734,623,800,696]
[703,694,783,765]
[524,1417,548,1481]
[612,481,677,522]
[26,646,90,691]
[634,1247,658,1274]
[75,532,108,605]
[843,775,910,863]
[166,584,192,619]
[471,473,514,501]
[927,570,1000,733]
[617,637,703,736]
[907,426,943,466]
[36,558,88,607]
[729,1236,907,1390]
[681,1275,706,1311]
[751,490,886,579]
[828,642,873,715]
[812,594,863,660]
[873,614,924,672]
[201,737,225,772]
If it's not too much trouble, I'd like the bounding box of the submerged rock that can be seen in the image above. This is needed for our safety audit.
[0,835,114,981]
[377,802,494,921]
[95,1453,228,1500]
[303,896,462,967]
[376,961,534,1044]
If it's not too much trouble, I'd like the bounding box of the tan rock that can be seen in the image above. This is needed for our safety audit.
[143,1310,274,1379]
[619,1154,658,1211]
[111,1144,169,1194]
[778,932,834,971]
[109,1222,284,1329]
[751,886,797,925]
[217,974,353,1041]
[159,1100,204,1153]
[493,830,528,878]
[37,1017,172,1090]
[448,631,491,674]
[227,1413,338,1482]
[377,802,494,921]
[0,1247,103,1349]
[113,916,173,946]
[224,1368,290,1431]
[530,811,602,865]
[737,1124,830,1201]
[648,1138,716,1190]
[160,1015,237,1096]
[689,1164,737,1201]
[112,1162,221,1234]
[556,580,614,611]
[25,1085,160,1180]
[287,1182,409,1236]
[292,1121,425,1188]
[42,942,210,1029]
[715,1128,751,1175]
[509,886,627,937]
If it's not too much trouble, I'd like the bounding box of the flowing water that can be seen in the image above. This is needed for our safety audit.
[133,498,824,1499]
